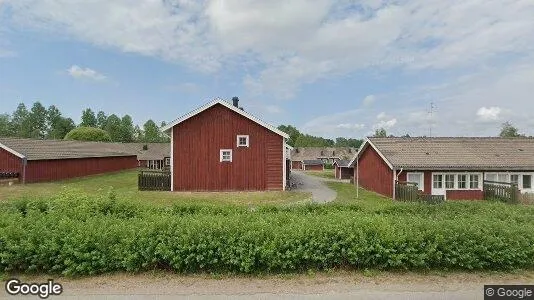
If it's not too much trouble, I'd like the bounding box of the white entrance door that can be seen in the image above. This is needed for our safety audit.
[432,174,446,197]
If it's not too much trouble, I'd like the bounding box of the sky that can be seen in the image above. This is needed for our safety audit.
[1,0,534,138]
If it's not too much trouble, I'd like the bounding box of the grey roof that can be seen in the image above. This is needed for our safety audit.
[366,137,534,171]
[0,138,170,161]
[303,159,324,165]
[334,159,352,167]
[291,147,357,161]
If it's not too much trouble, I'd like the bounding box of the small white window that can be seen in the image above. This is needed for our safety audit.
[511,174,519,185]
[164,157,170,166]
[433,174,443,189]
[407,173,424,191]
[469,174,480,189]
[523,175,532,189]
[445,174,455,189]
[237,135,249,147]
[220,149,232,162]
[458,174,467,189]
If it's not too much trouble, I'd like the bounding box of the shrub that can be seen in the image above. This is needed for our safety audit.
[64,126,112,142]
[0,192,533,276]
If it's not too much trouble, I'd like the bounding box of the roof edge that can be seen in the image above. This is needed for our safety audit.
[161,98,289,139]
[0,141,26,159]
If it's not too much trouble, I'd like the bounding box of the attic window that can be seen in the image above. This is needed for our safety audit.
[237,135,249,147]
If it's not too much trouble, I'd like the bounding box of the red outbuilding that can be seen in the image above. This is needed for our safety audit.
[161,98,290,191]
[333,159,353,179]
[349,137,534,200]
[0,138,138,183]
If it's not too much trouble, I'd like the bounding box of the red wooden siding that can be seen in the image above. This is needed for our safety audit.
[291,161,303,170]
[446,190,484,200]
[24,156,137,183]
[355,146,393,197]
[0,148,22,180]
[304,164,323,171]
[171,104,283,191]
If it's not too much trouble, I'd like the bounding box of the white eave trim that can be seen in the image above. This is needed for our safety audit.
[161,98,290,139]
[347,138,394,170]
[0,142,26,159]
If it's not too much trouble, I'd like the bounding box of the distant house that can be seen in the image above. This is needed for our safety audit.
[121,143,171,170]
[333,159,353,179]
[291,147,356,170]
[161,98,291,191]
[302,160,324,171]
[0,138,137,183]
[349,137,534,200]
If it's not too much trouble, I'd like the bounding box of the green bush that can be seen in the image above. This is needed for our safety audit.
[64,126,112,142]
[0,191,533,276]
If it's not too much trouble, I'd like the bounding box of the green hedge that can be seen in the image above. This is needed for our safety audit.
[1,191,533,276]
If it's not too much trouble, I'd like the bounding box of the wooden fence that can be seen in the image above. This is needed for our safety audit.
[483,180,519,204]
[395,181,445,204]
[138,170,171,191]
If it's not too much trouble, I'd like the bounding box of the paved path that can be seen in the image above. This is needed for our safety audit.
[4,272,532,300]
[290,171,337,203]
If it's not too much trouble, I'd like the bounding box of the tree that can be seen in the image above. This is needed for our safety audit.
[46,105,63,139]
[133,125,143,142]
[80,108,97,127]
[277,125,301,147]
[64,127,112,142]
[10,103,31,137]
[119,115,135,143]
[96,111,107,129]
[27,102,48,138]
[142,120,161,143]
[374,128,387,138]
[499,122,523,138]
[335,137,349,147]
[0,114,11,137]
[104,114,122,142]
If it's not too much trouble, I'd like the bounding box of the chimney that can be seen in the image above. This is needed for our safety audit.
[239,107,244,111]
[232,96,239,107]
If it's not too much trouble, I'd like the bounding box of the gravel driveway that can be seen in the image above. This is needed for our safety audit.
[289,171,337,203]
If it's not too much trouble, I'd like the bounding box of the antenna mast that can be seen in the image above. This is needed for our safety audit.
[429,102,435,137]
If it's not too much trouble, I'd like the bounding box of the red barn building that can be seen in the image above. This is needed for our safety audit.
[349,137,534,200]
[161,98,290,191]
[0,138,137,183]
[302,160,324,171]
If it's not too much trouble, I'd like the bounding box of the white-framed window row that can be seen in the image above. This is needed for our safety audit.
[406,172,424,191]
[147,160,164,170]
[164,157,171,166]
[237,135,250,147]
[432,173,483,190]
[220,149,233,162]
[484,172,533,191]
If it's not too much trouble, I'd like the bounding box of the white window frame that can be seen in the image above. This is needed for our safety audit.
[220,149,233,162]
[237,135,250,147]
[406,172,424,191]
[164,157,170,166]
[469,174,480,189]
[457,174,468,190]
[433,174,444,189]
[445,174,455,189]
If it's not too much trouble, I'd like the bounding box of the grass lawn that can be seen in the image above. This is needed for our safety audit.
[327,181,395,211]
[0,170,311,206]
[303,170,336,179]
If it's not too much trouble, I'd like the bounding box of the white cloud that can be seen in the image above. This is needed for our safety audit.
[476,106,502,122]
[374,118,397,130]
[2,0,532,98]
[362,95,376,107]
[377,112,387,120]
[337,123,365,130]
[67,65,106,81]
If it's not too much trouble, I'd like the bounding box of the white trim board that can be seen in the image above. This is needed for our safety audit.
[0,142,26,159]
[161,98,289,139]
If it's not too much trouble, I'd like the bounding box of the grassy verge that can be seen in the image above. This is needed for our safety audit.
[0,170,311,206]
[304,170,336,179]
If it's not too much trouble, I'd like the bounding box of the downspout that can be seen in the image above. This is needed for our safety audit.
[356,158,359,198]
[392,168,404,200]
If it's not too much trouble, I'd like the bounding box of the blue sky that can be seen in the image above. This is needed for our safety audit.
[1,0,534,138]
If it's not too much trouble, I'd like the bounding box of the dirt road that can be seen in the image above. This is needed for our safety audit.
[2,271,533,299]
